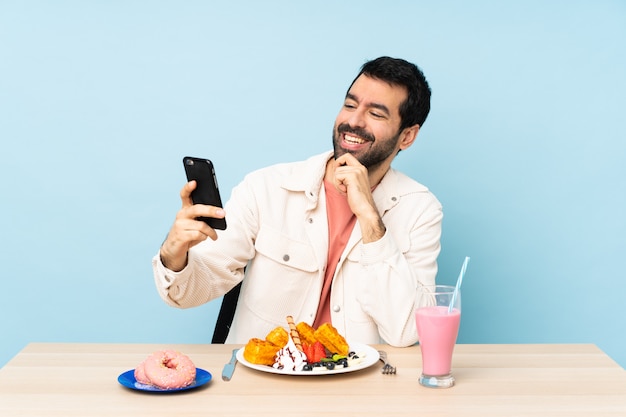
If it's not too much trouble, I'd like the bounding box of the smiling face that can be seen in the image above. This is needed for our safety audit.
[332,74,418,172]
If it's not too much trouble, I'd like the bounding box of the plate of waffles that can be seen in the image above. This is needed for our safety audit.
[236,342,379,376]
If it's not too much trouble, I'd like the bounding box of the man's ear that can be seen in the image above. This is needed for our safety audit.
[398,124,420,151]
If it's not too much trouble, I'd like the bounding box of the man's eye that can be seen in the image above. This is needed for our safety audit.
[344,103,356,109]
[370,111,385,118]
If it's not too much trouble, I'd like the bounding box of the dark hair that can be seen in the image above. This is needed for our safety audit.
[349,56,431,130]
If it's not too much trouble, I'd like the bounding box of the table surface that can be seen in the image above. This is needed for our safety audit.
[1,343,625,416]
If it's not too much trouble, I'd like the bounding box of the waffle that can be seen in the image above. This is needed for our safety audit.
[295,321,318,346]
[243,338,282,365]
[314,322,349,356]
[265,326,289,348]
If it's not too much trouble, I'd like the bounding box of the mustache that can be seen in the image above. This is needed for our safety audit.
[337,123,375,142]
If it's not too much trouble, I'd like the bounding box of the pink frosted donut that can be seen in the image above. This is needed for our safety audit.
[143,350,196,389]
[134,360,151,385]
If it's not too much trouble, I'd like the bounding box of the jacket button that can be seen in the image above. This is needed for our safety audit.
[307,218,314,224]
[283,254,290,262]
[332,305,341,312]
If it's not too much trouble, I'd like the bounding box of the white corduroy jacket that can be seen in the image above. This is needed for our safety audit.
[152,151,442,346]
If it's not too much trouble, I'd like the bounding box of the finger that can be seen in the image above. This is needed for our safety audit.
[180,181,197,207]
[333,162,361,190]
[187,222,219,242]
[332,173,348,195]
[335,153,360,167]
[170,218,218,245]
[178,203,225,222]
[331,163,350,195]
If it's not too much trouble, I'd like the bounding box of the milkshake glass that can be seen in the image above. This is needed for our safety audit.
[415,285,461,388]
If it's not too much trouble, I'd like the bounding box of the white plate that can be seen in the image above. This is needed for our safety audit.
[236,342,379,376]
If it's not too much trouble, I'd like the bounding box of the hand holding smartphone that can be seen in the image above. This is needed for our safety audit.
[183,156,227,230]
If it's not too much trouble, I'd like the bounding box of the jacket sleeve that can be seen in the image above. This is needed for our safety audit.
[353,193,443,346]
[151,179,259,309]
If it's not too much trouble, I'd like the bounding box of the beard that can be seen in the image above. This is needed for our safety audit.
[332,123,401,169]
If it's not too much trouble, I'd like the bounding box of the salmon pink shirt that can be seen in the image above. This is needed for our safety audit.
[313,179,357,328]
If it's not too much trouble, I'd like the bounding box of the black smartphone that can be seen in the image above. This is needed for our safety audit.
[183,156,227,230]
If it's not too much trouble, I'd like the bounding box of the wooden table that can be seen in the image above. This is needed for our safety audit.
[1,343,625,416]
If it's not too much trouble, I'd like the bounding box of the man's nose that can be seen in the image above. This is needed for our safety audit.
[347,109,367,128]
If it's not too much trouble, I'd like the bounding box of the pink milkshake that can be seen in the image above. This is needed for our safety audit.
[415,284,461,388]
[415,306,461,376]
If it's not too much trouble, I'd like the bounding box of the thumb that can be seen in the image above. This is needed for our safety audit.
[180,180,197,207]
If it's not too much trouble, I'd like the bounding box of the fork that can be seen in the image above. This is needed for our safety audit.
[378,350,396,375]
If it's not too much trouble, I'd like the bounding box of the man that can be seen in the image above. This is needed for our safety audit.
[153,56,442,347]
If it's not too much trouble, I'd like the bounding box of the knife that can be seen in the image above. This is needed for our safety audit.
[222,348,239,381]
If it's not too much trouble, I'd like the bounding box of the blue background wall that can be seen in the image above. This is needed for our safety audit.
[1,1,625,368]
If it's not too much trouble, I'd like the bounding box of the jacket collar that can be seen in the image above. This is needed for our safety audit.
[281,151,334,203]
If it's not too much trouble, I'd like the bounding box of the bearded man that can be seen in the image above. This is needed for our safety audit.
[153,56,442,347]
